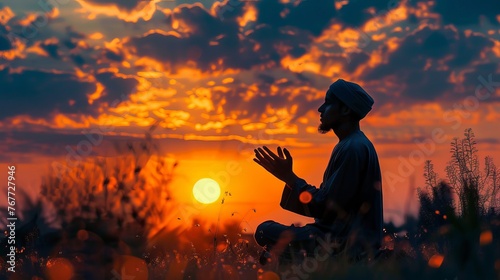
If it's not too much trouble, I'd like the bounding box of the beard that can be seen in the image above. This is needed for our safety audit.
[318,122,332,134]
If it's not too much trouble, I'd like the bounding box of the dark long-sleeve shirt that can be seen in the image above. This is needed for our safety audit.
[280,130,383,251]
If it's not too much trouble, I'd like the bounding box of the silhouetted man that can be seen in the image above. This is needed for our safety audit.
[253,79,383,264]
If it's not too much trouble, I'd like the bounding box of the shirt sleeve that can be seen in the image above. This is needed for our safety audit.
[279,178,320,217]
[279,144,366,219]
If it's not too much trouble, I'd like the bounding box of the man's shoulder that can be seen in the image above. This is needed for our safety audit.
[334,134,378,164]
[343,132,374,151]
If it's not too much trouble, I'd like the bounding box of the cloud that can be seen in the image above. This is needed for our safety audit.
[104,49,124,61]
[40,41,59,58]
[0,130,92,158]
[0,33,12,50]
[432,0,500,26]
[362,26,497,104]
[251,0,336,36]
[449,32,495,68]
[83,0,146,12]
[462,63,500,87]
[0,67,140,121]
[76,0,159,22]
[70,54,86,66]
[206,74,321,124]
[95,71,138,103]
[344,51,370,73]
[0,19,14,51]
[335,0,391,28]
[65,26,87,40]
[126,1,339,74]
[127,4,253,72]
[0,67,96,120]
[0,128,160,162]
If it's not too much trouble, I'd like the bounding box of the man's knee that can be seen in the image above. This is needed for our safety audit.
[254,220,276,247]
[256,220,275,232]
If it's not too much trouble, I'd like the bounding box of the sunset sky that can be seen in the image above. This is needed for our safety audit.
[1,0,500,231]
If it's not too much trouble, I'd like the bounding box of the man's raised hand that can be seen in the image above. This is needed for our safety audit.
[253,146,298,185]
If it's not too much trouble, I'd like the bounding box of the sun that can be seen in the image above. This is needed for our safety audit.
[192,178,221,204]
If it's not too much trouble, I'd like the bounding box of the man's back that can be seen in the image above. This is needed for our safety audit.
[316,130,383,253]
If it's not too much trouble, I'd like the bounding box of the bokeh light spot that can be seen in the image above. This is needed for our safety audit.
[428,254,444,268]
[299,191,312,204]
[45,258,74,280]
[261,271,280,280]
[480,230,493,245]
[113,255,149,280]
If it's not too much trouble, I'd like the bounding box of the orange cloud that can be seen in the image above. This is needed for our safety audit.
[3,114,92,130]
[88,32,104,40]
[75,0,159,22]
[237,4,257,28]
[87,82,105,105]
[411,1,441,21]
[0,6,15,25]
[17,13,40,27]
[0,37,27,61]
[134,56,166,72]
[281,54,322,75]
[242,123,267,131]
[53,114,92,128]
[187,87,215,112]
[364,5,409,33]
[264,123,298,135]
[491,40,500,58]
[104,37,126,55]
[194,120,237,132]
[26,43,48,57]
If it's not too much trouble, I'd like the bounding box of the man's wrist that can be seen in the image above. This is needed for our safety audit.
[284,173,300,187]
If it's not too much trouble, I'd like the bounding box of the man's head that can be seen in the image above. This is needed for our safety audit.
[317,79,374,134]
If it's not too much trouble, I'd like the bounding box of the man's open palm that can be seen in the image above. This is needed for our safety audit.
[253,146,295,184]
